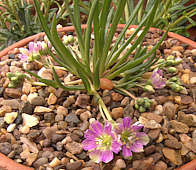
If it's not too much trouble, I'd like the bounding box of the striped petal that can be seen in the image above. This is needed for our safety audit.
[82,139,97,150]
[101,150,113,163]
[89,150,102,163]
[122,145,132,158]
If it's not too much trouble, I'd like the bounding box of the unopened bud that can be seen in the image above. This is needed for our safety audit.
[168,67,177,73]
[144,85,155,93]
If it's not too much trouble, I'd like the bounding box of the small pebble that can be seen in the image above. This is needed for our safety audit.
[80,111,91,121]
[115,159,126,169]
[57,106,68,116]
[111,92,123,102]
[7,123,16,132]
[48,93,57,105]
[22,113,39,127]
[49,157,61,167]
[65,141,83,155]
[0,142,12,155]
[33,157,48,168]
[4,112,18,124]
[111,107,124,119]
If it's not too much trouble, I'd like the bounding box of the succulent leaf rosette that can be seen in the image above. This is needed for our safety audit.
[83,117,149,163]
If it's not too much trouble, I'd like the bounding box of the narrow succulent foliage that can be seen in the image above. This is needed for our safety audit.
[123,0,196,36]
[33,0,168,93]
[32,0,168,140]
[151,68,166,89]
[82,121,121,163]
[0,0,66,50]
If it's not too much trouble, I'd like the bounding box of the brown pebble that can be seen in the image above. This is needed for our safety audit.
[154,161,167,170]
[144,145,156,155]
[164,139,182,149]
[111,92,123,102]
[148,129,160,140]
[4,88,22,98]
[170,120,189,133]
[141,112,163,123]
[111,107,123,120]
[181,96,193,105]
[171,46,184,52]
[100,78,114,90]
[47,93,57,105]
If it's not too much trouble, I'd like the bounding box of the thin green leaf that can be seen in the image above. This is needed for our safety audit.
[93,60,100,90]
[100,0,127,74]
[108,27,169,79]
[99,0,112,54]
[108,0,159,73]
[106,0,145,66]
[92,4,100,66]
[52,67,85,90]
[84,0,98,65]
[26,70,58,88]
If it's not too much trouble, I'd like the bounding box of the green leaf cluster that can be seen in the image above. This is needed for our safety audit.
[6,71,26,88]
[0,0,66,50]
[123,0,196,36]
[33,0,169,94]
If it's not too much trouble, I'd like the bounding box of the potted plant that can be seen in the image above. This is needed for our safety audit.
[0,0,196,169]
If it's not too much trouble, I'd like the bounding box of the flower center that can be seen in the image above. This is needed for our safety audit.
[121,130,136,145]
[96,134,113,150]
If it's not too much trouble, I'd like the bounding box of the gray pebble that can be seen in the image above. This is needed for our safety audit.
[65,113,80,124]
[33,157,48,168]
[0,142,12,155]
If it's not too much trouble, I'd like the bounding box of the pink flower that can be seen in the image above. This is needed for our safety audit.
[18,41,42,61]
[82,121,121,163]
[151,68,166,89]
[116,117,149,158]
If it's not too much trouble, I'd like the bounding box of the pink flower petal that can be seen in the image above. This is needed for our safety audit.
[82,139,97,150]
[122,145,132,157]
[89,150,102,163]
[84,129,97,139]
[104,122,112,134]
[130,141,144,152]
[28,42,34,52]
[101,150,113,163]
[18,54,28,61]
[136,132,150,145]
[131,122,144,132]
[123,117,131,129]
[111,140,121,154]
[91,121,103,136]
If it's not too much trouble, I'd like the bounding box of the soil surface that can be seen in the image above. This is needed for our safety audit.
[0,29,196,170]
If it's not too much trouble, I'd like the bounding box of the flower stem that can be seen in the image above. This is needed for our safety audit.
[117,88,137,100]
[92,90,113,121]
[99,104,107,121]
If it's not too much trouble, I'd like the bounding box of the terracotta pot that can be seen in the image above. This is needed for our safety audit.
[0,24,196,170]
[0,153,34,170]
[175,159,196,170]
[0,24,196,58]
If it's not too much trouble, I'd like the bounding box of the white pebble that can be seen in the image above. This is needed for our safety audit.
[7,123,16,132]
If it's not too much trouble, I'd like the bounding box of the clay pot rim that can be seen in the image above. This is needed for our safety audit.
[0,24,196,58]
[0,152,34,170]
[0,24,196,170]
